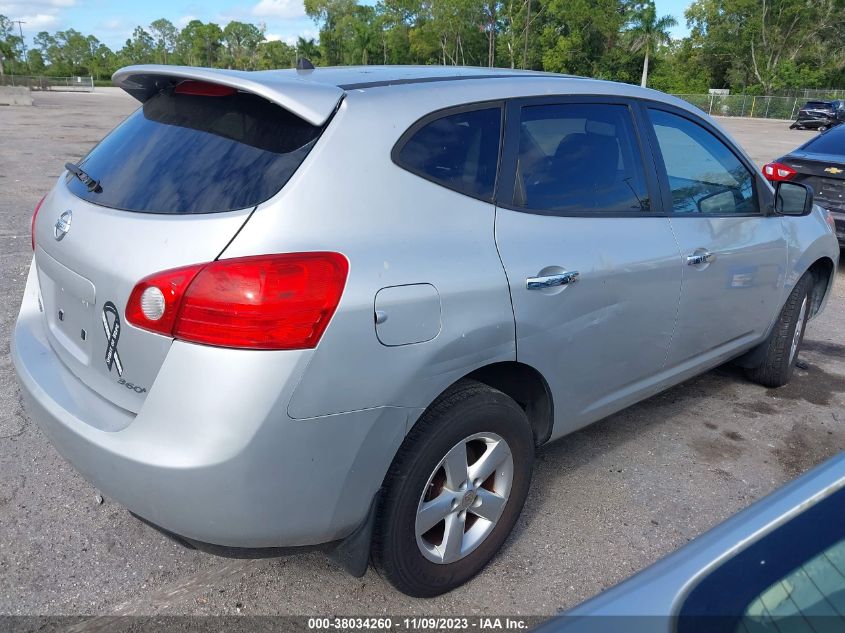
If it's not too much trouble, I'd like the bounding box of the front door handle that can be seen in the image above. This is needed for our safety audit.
[687,251,715,266]
[526,270,579,290]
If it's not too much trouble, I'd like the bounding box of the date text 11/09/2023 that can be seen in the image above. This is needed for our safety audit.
[307,617,531,631]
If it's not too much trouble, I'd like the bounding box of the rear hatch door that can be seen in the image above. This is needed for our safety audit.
[33,69,333,413]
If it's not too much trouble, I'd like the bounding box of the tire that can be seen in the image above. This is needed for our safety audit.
[819,125,828,132]
[745,273,813,388]
[372,379,534,597]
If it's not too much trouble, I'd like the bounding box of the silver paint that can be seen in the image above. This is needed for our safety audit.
[12,65,840,552]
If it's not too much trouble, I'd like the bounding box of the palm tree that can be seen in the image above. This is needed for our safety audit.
[626,2,677,88]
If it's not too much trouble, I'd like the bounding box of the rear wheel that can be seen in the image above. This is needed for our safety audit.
[372,380,534,597]
[819,125,829,132]
[745,274,813,388]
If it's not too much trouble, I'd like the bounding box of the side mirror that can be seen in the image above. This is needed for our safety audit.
[774,181,814,216]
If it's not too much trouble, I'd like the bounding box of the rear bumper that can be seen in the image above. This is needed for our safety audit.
[12,263,411,548]
[794,116,836,128]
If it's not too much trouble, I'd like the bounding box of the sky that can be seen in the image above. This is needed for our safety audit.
[0,0,694,51]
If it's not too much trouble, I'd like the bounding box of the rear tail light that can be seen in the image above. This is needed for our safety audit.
[31,195,46,250]
[763,162,797,182]
[826,209,837,234]
[125,253,348,350]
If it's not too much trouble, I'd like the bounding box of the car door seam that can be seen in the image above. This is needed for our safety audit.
[492,206,519,362]
[662,216,685,370]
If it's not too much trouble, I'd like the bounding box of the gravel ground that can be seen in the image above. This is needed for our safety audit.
[0,90,842,617]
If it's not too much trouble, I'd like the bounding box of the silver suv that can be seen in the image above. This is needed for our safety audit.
[12,65,839,597]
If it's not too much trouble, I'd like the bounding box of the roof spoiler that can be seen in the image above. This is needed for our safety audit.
[112,65,343,127]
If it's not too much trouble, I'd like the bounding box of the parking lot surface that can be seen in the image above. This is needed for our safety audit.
[0,90,842,617]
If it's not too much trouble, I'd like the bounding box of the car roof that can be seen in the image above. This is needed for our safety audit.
[254,64,561,89]
[113,64,698,126]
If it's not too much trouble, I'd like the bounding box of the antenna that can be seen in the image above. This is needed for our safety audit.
[296,57,315,71]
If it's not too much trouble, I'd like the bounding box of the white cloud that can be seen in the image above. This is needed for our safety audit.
[252,0,305,20]
[176,14,197,28]
[8,13,59,30]
[0,0,74,34]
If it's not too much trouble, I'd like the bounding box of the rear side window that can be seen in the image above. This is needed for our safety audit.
[66,90,322,214]
[395,107,502,200]
[513,103,651,214]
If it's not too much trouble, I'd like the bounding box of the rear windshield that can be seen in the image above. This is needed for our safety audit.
[804,101,833,110]
[66,90,322,214]
[801,127,845,154]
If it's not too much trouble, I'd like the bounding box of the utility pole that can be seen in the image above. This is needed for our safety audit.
[12,20,31,72]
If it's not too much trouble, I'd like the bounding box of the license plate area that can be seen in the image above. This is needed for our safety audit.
[35,248,96,365]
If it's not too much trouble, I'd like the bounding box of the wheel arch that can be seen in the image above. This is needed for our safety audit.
[805,256,836,319]
[412,361,554,447]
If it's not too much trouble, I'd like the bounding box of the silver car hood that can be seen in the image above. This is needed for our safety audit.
[113,64,344,126]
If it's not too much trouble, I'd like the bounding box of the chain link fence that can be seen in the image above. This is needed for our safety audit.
[775,88,845,100]
[0,75,94,92]
[671,94,813,120]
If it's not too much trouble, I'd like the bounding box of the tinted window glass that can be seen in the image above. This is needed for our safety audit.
[514,103,650,214]
[801,126,845,154]
[397,107,502,200]
[649,109,757,215]
[678,486,845,633]
[67,90,322,214]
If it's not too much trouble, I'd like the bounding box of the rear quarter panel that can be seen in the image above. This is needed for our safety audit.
[220,92,516,420]
[783,206,839,313]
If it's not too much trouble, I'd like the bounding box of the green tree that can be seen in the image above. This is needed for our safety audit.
[222,21,264,69]
[625,1,676,87]
[149,18,178,64]
[27,49,46,74]
[497,0,543,69]
[120,26,155,65]
[258,39,296,69]
[177,20,224,67]
[686,0,845,93]
[539,0,630,76]
[295,36,321,64]
[0,14,25,75]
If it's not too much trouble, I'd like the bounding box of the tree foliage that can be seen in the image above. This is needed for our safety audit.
[0,0,842,93]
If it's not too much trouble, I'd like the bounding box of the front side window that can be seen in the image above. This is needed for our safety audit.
[395,107,502,200]
[648,109,757,215]
[513,103,651,215]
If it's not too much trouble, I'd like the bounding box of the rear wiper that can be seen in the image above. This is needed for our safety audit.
[65,162,102,193]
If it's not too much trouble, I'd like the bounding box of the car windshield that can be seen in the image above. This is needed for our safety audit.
[678,486,845,632]
[65,89,322,214]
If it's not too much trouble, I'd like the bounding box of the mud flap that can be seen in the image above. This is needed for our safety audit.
[325,489,382,578]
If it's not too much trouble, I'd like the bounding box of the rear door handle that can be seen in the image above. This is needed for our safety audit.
[526,271,579,290]
[687,251,715,266]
